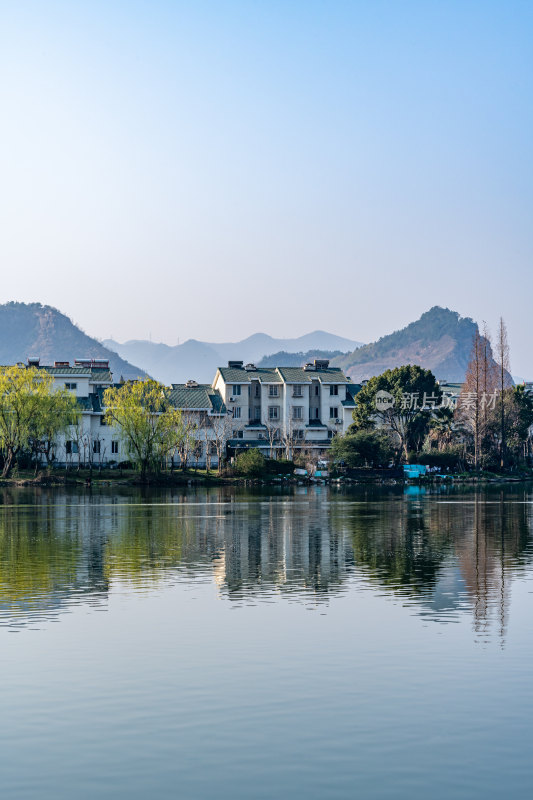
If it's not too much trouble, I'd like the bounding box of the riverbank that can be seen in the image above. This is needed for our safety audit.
[2,465,533,489]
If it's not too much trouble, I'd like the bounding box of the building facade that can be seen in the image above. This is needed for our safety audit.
[212,358,354,460]
[21,356,353,467]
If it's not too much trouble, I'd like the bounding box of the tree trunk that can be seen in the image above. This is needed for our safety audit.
[2,449,14,478]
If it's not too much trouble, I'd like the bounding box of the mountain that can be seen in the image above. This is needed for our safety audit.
[104,331,362,384]
[333,307,492,383]
[0,302,148,380]
[258,350,344,368]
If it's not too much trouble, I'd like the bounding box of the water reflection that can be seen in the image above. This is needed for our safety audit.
[0,486,532,641]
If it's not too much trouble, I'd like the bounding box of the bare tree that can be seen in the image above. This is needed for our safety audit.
[198,412,214,473]
[457,330,484,470]
[172,412,197,471]
[281,412,307,461]
[210,412,235,473]
[496,317,511,468]
[262,417,281,459]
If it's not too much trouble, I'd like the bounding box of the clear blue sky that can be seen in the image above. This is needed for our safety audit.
[1,1,532,373]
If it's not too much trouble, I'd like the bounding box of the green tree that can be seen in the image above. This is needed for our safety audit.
[235,448,265,477]
[486,385,533,465]
[0,366,69,478]
[330,429,395,468]
[104,379,184,480]
[351,365,441,460]
[29,388,79,468]
[428,406,455,451]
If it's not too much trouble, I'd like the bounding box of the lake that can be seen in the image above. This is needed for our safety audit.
[0,484,532,799]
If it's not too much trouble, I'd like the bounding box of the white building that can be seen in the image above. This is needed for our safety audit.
[28,359,228,468]
[31,357,118,466]
[212,358,355,460]
[167,380,229,468]
[23,356,355,468]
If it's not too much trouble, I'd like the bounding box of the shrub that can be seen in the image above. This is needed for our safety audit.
[235,448,266,477]
[412,447,463,469]
[330,430,395,468]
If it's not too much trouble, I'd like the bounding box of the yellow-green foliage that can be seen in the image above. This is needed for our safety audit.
[0,366,79,477]
[104,379,183,478]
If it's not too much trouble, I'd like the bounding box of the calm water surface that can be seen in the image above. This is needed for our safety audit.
[0,484,532,799]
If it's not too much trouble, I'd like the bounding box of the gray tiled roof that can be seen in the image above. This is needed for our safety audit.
[39,366,113,383]
[276,366,351,384]
[341,383,362,407]
[218,367,283,383]
[218,365,351,385]
[74,384,227,416]
[168,384,226,413]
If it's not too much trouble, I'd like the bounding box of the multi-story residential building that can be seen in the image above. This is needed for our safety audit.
[212,358,354,459]
[15,356,354,467]
[26,359,229,468]
[29,357,117,466]
[167,380,228,467]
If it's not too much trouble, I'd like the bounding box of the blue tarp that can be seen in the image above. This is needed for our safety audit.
[403,464,427,477]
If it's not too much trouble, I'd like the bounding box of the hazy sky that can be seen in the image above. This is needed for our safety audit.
[1,1,532,372]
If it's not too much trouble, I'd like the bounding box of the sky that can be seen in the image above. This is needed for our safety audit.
[1,1,532,373]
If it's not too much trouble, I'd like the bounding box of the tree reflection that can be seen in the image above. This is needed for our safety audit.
[0,486,531,640]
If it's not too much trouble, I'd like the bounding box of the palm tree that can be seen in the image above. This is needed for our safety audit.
[428,407,455,451]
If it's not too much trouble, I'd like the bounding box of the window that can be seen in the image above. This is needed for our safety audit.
[268,385,279,397]
[65,382,77,390]
[292,406,303,419]
[93,440,101,454]
[100,415,107,425]
[330,407,339,419]
[329,385,339,396]
[268,406,279,420]
[232,385,241,396]
[255,385,260,397]
[294,429,305,440]
[254,406,261,420]
[233,407,241,419]
[111,441,119,454]
[315,385,319,395]
[66,440,72,455]
[233,430,244,439]
[292,385,303,397]
[315,408,319,419]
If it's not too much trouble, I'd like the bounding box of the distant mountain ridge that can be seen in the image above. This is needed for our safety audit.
[258,350,344,368]
[333,306,493,383]
[104,331,362,384]
[0,302,500,386]
[0,302,147,380]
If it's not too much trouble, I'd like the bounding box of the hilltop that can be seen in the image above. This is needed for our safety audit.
[333,307,491,383]
[0,302,147,380]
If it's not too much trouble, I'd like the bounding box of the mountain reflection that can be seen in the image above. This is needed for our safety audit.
[0,486,532,638]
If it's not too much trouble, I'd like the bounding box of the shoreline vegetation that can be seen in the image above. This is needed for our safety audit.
[2,465,533,489]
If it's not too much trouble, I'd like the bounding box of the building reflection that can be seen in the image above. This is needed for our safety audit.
[0,486,531,641]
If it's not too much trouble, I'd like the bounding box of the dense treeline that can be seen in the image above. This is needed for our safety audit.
[331,319,533,472]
